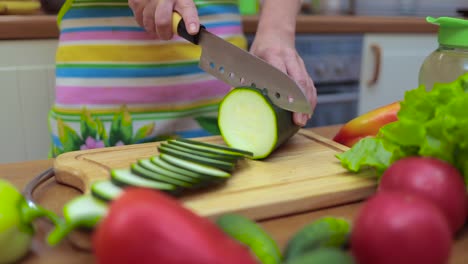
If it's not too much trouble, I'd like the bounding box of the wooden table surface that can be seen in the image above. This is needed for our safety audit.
[1,124,468,264]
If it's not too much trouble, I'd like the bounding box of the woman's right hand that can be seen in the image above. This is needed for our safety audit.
[128,0,200,40]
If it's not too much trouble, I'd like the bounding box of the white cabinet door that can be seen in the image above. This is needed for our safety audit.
[358,33,437,114]
[0,40,57,164]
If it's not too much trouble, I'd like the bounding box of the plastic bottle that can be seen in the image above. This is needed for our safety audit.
[418,16,468,90]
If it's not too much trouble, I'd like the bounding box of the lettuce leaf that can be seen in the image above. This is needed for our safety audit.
[336,73,468,183]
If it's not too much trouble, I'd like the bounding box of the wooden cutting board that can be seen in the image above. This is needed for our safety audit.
[53,129,377,221]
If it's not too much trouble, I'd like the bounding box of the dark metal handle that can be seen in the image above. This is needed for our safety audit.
[22,167,55,203]
[172,12,206,45]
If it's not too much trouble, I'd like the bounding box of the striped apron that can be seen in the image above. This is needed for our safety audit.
[48,0,247,157]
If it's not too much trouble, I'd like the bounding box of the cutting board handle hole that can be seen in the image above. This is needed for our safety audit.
[275,92,281,99]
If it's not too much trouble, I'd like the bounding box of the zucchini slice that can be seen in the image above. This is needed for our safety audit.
[167,140,246,159]
[161,142,240,163]
[151,156,206,179]
[160,153,231,180]
[91,180,124,202]
[174,138,253,157]
[218,87,300,159]
[158,145,236,172]
[46,195,109,246]
[110,168,178,193]
[131,163,193,189]
[138,158,201,185]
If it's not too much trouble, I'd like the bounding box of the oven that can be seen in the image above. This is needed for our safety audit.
[246,34,363,128]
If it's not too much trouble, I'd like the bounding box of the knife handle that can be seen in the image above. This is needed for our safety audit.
[172,12,205,45]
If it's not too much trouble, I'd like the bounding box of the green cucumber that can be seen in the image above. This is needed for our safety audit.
[138,158,201,185]
[284,248,355,264]
[160,153,230,180]
[161,142,240,162]
[283,217,351,262]
[47,195,108,246]
[218,87,300,159]
[158,145,236,172]
[216,214,282,264]
[90,180,124,202]
[131,163,193,189]
[174,138,254,157]
[110,168,178,193]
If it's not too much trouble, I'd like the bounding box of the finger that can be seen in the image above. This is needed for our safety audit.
[129,0,149,28]
[283,51,313,126]
[142,0,158,35]
[174,0,199,35]
[298,55,317,112]
[154,0,175,40]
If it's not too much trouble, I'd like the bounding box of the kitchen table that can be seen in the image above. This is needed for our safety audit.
[1,124,468,264]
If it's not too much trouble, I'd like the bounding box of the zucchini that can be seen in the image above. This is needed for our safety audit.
[138,158,201,185]
[110,168,178,193]
[174,138,253,157]
[91,180,124,202]
[168,140,246,159]
[218,87,300,159]
[160,153,231,180]
[158,145,236,172]
[162,142,240,163]
[131,163,193,189]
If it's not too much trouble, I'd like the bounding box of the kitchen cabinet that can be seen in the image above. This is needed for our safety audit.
[358,33,437,114]
[0,40,57,164]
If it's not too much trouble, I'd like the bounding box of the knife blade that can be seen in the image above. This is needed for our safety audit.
[171,13,313,115]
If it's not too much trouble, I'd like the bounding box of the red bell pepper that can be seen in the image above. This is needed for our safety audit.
[92,188,259,264]
[333,101,401,147]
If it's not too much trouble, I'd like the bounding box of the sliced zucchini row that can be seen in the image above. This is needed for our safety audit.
[218,87,300,159]
[87,126,251,203]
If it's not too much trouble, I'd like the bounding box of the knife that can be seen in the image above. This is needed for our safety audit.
[171,12,313,115]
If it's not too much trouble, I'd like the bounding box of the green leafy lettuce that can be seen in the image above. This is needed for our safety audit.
[336,73,468,183]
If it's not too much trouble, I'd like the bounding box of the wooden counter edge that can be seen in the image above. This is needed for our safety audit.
[0,14,439,40]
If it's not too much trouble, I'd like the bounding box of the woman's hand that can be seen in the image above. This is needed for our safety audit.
[250,0,317,127]
[128,0,200,40]
[250,35,317,127]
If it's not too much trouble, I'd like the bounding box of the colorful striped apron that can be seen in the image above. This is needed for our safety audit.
[48,0,247,157]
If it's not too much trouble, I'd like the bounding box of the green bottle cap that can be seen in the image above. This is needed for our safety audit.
[427,16,468,48]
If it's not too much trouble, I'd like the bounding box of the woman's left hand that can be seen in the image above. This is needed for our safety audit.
[249,34,317,127]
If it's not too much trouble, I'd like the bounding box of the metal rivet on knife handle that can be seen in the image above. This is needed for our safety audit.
[171,12,206,45]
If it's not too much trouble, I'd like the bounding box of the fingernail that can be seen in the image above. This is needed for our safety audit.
[189,23,197,33]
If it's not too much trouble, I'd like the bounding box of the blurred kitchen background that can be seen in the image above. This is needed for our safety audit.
[0,0,467,163]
